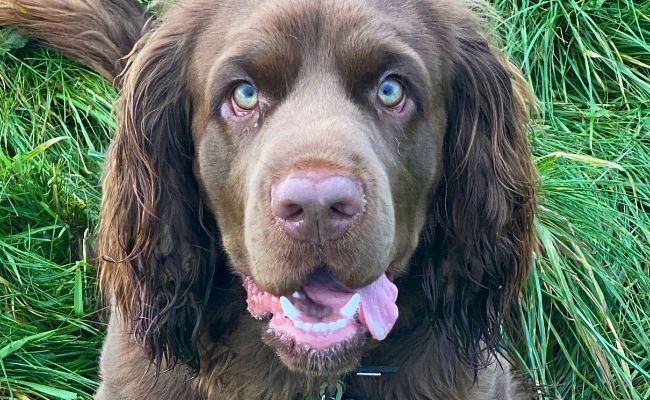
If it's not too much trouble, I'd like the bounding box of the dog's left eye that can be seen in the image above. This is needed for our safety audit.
[232,81,259,111]
[377,78,405,107]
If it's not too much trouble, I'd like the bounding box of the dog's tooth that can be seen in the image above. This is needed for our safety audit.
[340,293,361,319]
[293,319,305,329]
[280,296,300,320]
[313,322,328,333]
[328,319,347,331]
[303,322,313,332]
[291,291,302,299]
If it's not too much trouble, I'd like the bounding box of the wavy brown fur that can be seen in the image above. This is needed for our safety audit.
[97,9,234,369]
[425,26,538,368]
[0,0,149,82]
[1,0,538,398]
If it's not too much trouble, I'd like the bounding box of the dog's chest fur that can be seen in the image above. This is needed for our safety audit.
[196,319,515,400]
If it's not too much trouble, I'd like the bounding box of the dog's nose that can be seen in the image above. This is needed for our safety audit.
[271,171,364,242]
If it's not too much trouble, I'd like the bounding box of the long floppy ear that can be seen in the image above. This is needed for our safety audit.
[425,23,538,367]
[97,21,226,370]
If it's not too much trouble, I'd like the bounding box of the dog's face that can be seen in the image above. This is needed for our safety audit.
[100,0,536,378]
[190,0,445,373]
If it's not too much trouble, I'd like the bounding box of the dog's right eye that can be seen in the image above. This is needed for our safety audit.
[377,77,405,108]
[232,82,259,113]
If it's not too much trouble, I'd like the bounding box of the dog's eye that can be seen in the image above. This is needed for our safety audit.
[232,82,259,111]
[377,78,405,107]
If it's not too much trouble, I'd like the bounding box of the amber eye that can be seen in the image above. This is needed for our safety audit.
[377,78,405,107]
[232,81,258,110]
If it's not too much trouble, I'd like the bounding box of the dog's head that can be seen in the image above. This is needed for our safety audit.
[98,0,537,376]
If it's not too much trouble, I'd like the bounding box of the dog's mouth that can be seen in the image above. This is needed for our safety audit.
[243,268,398,371]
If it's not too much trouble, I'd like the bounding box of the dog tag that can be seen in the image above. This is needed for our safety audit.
[305,381,346,400]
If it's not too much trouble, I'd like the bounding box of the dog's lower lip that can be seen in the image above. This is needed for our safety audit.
[263,323,366,374]
[268,302,361,350]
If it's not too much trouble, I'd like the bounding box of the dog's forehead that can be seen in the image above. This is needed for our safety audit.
[192,0,436,84]
[182,0,454,120]
[207,0,422,43]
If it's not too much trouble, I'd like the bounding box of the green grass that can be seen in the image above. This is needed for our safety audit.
[493,0,650,398]
[0,46,113,399]
[1,0,649,399]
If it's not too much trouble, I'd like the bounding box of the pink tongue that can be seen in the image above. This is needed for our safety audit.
[357,274,398,340]
[302,273,399,341]
[301,277,354,310]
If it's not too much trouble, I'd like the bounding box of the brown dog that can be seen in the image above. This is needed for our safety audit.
[0,0,537,398]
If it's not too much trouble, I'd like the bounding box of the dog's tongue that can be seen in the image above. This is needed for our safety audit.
[357,274,398,340]
[302,272,398,340]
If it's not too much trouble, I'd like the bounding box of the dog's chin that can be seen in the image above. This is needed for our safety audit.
[262,322,366,375]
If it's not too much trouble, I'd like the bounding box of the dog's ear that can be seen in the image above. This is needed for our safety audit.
[97,21,225,370]
[425,23,538,367]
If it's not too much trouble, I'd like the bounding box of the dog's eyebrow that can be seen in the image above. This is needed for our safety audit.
[206,29,431,113]
[335,42,431,109]
[205,36,303,108]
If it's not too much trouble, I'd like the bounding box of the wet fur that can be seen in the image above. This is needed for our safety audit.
[0,0,537,399]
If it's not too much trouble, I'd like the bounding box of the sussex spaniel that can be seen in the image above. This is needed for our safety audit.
[0,0,538,398]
